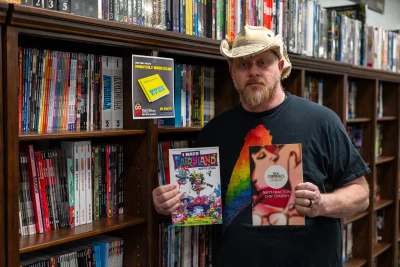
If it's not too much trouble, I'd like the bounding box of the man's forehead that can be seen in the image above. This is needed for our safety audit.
[235,50,278,61]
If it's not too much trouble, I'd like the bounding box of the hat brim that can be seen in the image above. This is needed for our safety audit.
[220,40,292,79]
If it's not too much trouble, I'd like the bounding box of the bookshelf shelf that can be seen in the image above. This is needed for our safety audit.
[158,126,203,133]
[375,156,396,165]
[372,242,392,258]
[343,258,368,267]
[377,116,397,122]
[9,5,221,56]
[18,129,146,141]
[343,211,369,225]
[374,199,393,211]
[19,214,146,254]
[346,118,371,123]
[349,65,400,83]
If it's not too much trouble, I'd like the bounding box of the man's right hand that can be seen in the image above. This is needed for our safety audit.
[152,184,182,215]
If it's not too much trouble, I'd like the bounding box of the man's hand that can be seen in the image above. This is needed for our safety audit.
[152,184,182,215]
[294,182,323,217]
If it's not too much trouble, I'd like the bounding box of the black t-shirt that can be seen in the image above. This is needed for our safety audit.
[194,92,370,267]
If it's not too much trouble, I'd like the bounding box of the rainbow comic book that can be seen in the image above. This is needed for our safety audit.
[250,143,305,226]
[168,147,222,227]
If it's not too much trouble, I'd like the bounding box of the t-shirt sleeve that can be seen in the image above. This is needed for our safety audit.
[326,116,371,189]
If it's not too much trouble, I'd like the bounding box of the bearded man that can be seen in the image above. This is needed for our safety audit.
[152,25,370,267]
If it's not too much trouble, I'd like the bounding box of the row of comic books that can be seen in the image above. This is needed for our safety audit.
[19,235,123,267]
[342,222,353,264]
[18,47,123,134]
[159,223,213,267]
[19,142,124,236]
[303,76,324,105]
[156,63,215,127]
[11,1,400,74]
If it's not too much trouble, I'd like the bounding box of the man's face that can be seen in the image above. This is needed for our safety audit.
[230,50,283,107]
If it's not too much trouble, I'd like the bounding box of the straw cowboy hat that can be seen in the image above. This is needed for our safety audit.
[220,25,292,79]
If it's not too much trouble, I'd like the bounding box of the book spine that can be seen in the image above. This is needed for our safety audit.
[106,145,111,217]
[67,157,75,227]
[111,57,123,129]
[79,141,87,224]
[36,151,51,232]
[58,0,71,12]
[85,141,93,223]
[101,56,112,129]
[74,142,80,226]
[26,145,44,234]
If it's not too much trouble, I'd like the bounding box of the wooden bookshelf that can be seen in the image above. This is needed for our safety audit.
[19,214,146,254]
[372,242,392,258]
[158,126,204,133]
[343,211,369,225]
[0,3,399,267]
[377,116,397,122]
[18,129,146,141]
[344,258,368,267]
[0,3,8,267]
[375,156,396,165]
[374,199,394,211]
[346,118,371,123]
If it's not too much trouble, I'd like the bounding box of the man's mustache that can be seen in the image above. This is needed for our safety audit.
[246,79,265,86]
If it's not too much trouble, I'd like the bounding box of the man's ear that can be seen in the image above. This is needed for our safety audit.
[278,59,284,72]
[228,60,233,76]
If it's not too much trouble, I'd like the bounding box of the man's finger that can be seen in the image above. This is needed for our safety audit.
[294,190,317,200]
[295,182,317,191]
[160,192,182,211]
[295,204,311,215]
[153,184,177,197]
[295,197,313,207]
[157,189,180,204]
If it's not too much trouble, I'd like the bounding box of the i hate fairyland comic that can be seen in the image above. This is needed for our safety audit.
[168,147,222,227]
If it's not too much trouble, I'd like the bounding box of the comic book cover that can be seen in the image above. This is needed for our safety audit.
[168,147,222,226]
[250,143,305,226]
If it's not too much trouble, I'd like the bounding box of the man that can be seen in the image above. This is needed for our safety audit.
[152,25,370,266]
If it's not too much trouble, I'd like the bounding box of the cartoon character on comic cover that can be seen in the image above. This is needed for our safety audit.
[169,147,223,226]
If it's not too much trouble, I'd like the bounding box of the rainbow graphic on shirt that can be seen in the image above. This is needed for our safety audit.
[223,124,273,231]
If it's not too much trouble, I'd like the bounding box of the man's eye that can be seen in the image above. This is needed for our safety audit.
[240,63,248,68]
[259,60,266,65]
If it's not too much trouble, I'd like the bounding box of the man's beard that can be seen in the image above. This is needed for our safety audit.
[234,77,280,107]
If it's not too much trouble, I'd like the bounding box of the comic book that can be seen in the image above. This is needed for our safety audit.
[250,143,305,226]
[168,147,222,226]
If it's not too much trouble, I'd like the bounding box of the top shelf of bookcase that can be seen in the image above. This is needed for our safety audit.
[18,129,146,141]
[9,4,221,55]
[6,4,400,82]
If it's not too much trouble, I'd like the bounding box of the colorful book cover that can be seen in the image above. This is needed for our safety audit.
[168,147,222,226]
[132,54,175,119]
[250,143,304,226]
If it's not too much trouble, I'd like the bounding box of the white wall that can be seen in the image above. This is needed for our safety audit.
[317,0,400,30]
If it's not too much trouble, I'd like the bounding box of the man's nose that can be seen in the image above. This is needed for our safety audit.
[249,64,260,77]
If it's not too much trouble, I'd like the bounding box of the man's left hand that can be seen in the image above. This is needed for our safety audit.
[294,182,323,217]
